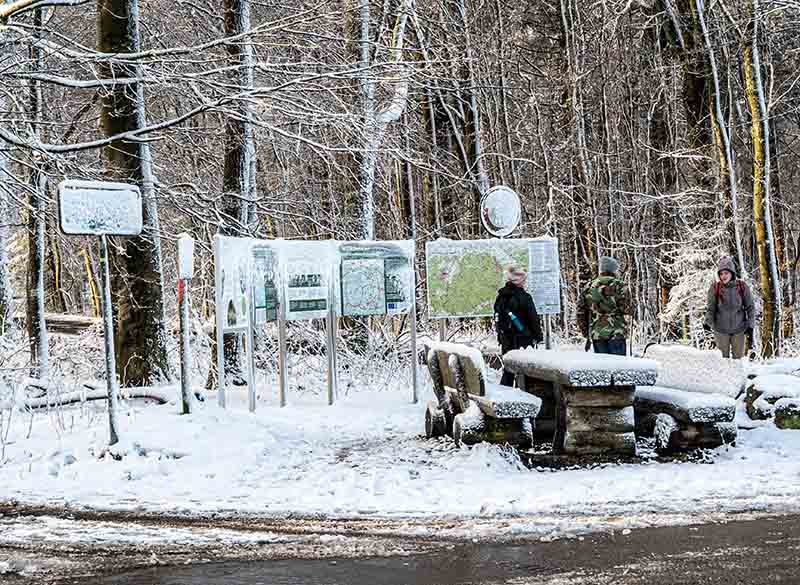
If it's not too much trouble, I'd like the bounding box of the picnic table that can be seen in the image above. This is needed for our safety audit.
[503,350,659,456]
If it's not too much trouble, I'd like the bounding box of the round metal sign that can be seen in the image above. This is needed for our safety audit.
[480,186,521,237]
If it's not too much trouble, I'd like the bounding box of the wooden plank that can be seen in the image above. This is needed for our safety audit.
[565,405,635,433]
[634,396,735,425]
[473,386,542,419]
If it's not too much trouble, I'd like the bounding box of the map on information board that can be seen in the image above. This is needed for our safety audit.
[426,239,529,319]
[339,241,414,317]
[341,258,386,316]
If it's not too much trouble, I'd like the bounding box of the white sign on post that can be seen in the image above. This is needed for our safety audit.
[57,179,143,446]
[58,180,143,236]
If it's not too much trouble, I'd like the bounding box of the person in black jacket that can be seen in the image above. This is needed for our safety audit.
[494,265,543,386]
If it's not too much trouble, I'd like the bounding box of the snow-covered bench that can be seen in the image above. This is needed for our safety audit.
[637,344,739,451]
[424,342,542,447]
[634,387,737,452]
[503,350,658,456]
[742,374,800,422]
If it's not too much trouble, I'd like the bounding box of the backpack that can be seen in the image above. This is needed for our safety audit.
[714,280,748,319]
[714,280,744,304]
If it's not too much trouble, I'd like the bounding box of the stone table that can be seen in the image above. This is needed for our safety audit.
[503,350,659,456]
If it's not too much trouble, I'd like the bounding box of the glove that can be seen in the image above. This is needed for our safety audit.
[702,323,711,333]
[745,328,754,344]
[584,339,592,352]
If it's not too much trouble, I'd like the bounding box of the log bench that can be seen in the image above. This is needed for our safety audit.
[503,350,659,456]
[634,387,737,452]
[424,342,542,448]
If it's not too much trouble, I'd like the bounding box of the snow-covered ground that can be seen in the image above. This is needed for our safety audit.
[3,377,800,541]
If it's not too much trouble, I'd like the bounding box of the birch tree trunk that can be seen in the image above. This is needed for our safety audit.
[97,0,171,385]
[358,0,413,240]
[743,0,781,356]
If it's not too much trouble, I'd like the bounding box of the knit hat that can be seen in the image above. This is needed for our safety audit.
[507,264,527,287]
[599,256,618,275]
[718,256,737,278]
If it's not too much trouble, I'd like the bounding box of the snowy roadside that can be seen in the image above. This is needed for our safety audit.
[3,382,800,544]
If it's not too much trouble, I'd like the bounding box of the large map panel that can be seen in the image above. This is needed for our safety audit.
[341,258,386,316]
[426,239,529,318]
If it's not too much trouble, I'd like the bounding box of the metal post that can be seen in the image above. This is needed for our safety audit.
[214,236,226,409]
[438,319,446,341]
[179,278,192,414]
[278,308,288,407]
[247,289,257,413]
[99,234,120,445]
[326,265,338,406]
[545,315,552,350]
[410,286,419,405]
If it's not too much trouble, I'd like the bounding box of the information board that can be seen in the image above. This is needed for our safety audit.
[426,237,561,319]
[219,237,253,332]
[528,238,561,315]
[252,246,279,324]
[338,241,414,317]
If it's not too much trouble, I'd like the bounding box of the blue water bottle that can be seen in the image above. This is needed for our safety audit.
[508,311,525,333]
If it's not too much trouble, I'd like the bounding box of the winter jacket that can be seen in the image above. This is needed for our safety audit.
[577,275,631,341]
[494,282,543,353]
[704,260,755,335]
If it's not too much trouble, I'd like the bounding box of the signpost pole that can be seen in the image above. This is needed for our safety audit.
[214,236,226,409]
[438,319,446,341]
[410,280,419,404]
[177,234,195,415]
[178,278,192,414]
[278,306,288,407]
[326,264,338,406]
[247,292,257,413]
[99,234,121,445]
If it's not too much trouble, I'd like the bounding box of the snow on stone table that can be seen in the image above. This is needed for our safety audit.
[503,349,659,388]
[644,344,747,397]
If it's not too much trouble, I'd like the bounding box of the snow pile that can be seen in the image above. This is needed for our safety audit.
[504,349,658,387]
[746,374,800,420]
[645,344,746,397]
[635,386,735,423]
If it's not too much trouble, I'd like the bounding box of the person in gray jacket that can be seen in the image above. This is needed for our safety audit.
[703,256,755,359]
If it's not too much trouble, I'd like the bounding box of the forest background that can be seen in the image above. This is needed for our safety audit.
[1,0,799,388]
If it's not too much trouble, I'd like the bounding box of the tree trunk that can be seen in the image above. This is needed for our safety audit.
[97,0,171,385]
[206,0,256,390]
[26,9,48,376]
[743,0,781,357]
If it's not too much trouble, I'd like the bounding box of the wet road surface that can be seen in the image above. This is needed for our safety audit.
[94,514,800,585]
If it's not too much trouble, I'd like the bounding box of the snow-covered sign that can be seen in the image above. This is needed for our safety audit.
[528,237,561,315]
[217,236,254,332]
[57,180,143,236]
[284,242,334,321]
[338,241,414,317]
[480,186,521,238]
[252,245,279,324]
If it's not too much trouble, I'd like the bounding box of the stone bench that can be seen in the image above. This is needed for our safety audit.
[503,350,659,456]
[634,386,737,452]
[424,342,542,448]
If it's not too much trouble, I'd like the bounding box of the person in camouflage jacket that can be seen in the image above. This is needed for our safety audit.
[576,256,631,356]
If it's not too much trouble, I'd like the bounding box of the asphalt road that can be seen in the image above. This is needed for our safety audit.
[96,514,800,585]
